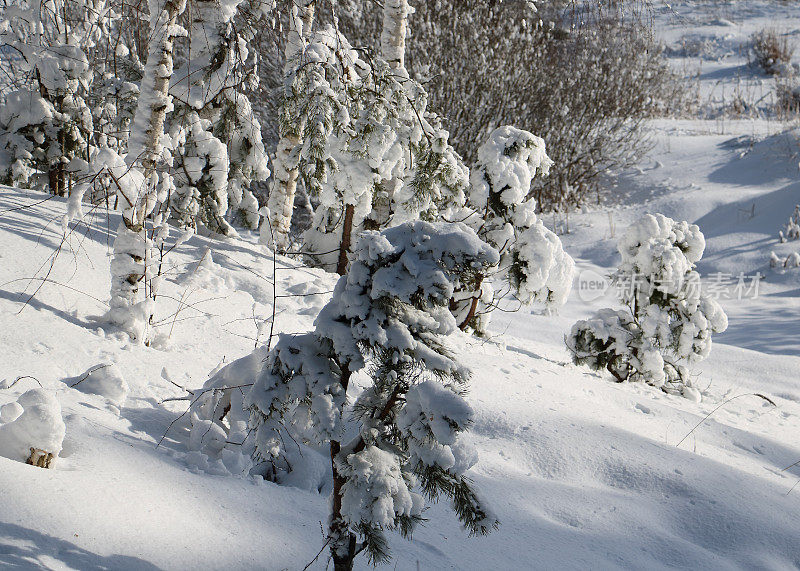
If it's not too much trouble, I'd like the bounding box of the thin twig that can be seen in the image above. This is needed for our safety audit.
[675,393,777,448]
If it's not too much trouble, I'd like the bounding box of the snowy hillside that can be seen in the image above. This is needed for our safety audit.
[3,127,800,568]
[4,0,800,569]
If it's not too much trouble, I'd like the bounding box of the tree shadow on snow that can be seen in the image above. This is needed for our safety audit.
[707,132,800,188]
[0,522,162,570]
[0,289,99,328]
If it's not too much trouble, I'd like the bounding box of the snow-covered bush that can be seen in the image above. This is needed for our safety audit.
[188,222,499,568]
[778,204,800,243]
[0,389,65,467]
[456,126,574,331]
[751,28,795,76]
[566,214,728,400]
[771,250,800,269]
[184,354,262,476]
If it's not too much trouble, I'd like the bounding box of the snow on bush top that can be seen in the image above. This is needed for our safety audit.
[616,213,705,297]
[470,125,553,216]
[64,363,129,407]
[0,389,65,463]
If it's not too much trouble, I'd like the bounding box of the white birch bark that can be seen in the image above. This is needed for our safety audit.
[381,0,411,73]
[107,0,186,342]
[366,0,412,229]
[265,0,316,252]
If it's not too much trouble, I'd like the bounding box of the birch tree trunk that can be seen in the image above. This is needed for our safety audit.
[266,0,316,253]
[364,0,412,230]
[107,0,186,342]
[381,0,411,73]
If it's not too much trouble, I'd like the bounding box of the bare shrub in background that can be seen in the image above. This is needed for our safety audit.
[751,28,794,76]
[331,0,683,212]
[775,79,800,118]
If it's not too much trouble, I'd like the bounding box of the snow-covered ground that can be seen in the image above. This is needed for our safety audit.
[3,1,800,569]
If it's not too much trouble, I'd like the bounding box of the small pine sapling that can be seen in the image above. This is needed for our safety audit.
[457,126,574,331]
[247,221,499,570]
[566,214,728,400]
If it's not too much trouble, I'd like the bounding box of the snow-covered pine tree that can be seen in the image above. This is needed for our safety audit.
[106,0,187,342]
[170,111,231,233]
[276,24,372,273]
[265,3,469,272]
[0,91,58,190]
[247,221,499,570]
[566,213,728,400]
[0,0,98,195]
[169,0,269,235]
[455,126,574,331]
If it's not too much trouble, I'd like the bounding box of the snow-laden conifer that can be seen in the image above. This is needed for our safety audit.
[0,0,98,195]
[456,126,574,331]
[267,15,469,273]
[566,214,727,400]
[244,221,499,569]
[169,0,269,234]
[170,111,232,234]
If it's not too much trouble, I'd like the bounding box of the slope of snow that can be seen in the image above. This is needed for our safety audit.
[2,151,800,570]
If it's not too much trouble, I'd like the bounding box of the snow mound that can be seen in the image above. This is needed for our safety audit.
[64,363,129,407]
[0,389,66,463]
[179,249,231,292]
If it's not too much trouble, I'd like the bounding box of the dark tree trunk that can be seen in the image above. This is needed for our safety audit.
[329,362,356,571]
[336,204,355,276]
[458,274,484,331]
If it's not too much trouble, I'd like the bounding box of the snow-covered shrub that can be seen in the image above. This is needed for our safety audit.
[0,389,65,466]
[184,353,263,476]
[243,221,499,568]
[778,204,800,243]
[771,251,800,269]
[566,214,728,400]
[456,126,574,331]
[751,28,795,76]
